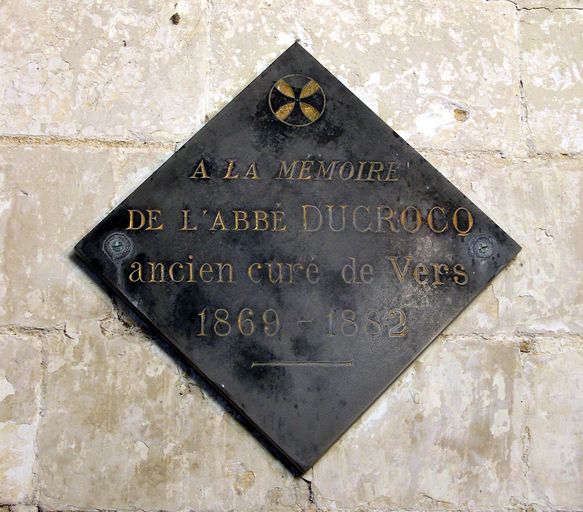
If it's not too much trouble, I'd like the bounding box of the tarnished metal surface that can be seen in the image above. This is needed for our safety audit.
[75,43,520,473]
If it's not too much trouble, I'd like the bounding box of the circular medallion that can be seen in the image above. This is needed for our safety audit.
[470,235,495,259]
[268,74,326,127]
[103,232,133,261]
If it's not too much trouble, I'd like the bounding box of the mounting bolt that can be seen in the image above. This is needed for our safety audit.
[470,235,495,259]
[103,232,133,261]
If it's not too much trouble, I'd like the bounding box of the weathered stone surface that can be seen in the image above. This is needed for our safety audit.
[0,0,207,143]
[524,347,583,509]
[312,335,526,510]
[9,506,38,512]
[518,0,583,8]
[521,10,583,153]
[0,145,171,328]
[424,154,583,335]
[0,331,42,504]
[209,0,521,153]
[38,320,310,511]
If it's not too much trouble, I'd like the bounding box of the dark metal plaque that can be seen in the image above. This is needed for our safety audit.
[76,43,520,473]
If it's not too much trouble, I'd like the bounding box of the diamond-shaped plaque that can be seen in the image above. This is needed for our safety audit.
[76,43,520,473]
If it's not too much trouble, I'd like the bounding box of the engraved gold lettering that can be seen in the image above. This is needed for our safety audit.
[431,263,449,286]
[413,263,429,285]
[222,161,260,180]
[187,255,196,282]
[342,257,375,284]
[190,159,210,179]
[128,261,144,282]
[298,160,313,180]
[341,309,358,336]
[400,206,422,233]
[209,211,228,231]
[338,161,355,180]
[361,264,374,283]
[272,210,287,232]
[388,255,413,283]
[365,161,384,182]
[384,162,398,182]
[146,209,164,231]
[365,311,382,335]
[233,210,250,231]
[217,263,234,283]
[126,209,146,230]
[213,308,231,336]
[126,209,164,231]
[327,204,347,232]
[452,207,474,237]
[268,263,290,284]
[247,263,262,283]
[302,205,322,232]
[237,308,255,336]
[263,309,280,336]
[160,257,236,283]
[180,209,198,231]
[316,160,338,180]
[376,206,399,233]
[244,161,260,180]
[168,262,184,282]
[353,205,372,232]
[223,160,239,179]
[147,262,166,282]
[270,160,400,182]
[245,261,320,284]
[199,262,214,283]
[277,160,298,179]
[254,210,269,231]
[355,161,367,181]
[388,309,407,337]
[453,263,468,285]
[427,206,447,234]
[306,262,320,284]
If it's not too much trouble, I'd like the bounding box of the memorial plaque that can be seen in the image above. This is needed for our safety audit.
[76,43,520,473]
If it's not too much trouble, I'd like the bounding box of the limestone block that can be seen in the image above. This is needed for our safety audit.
[9,506,38,512]
[0,144,171,327]
[524,349,583,508]
[38,320,310,511]
[312,336,525,509]
[518,0,583,8]
[521,10,583,153]
[0,331,43,504]
[423,154,583,335]
[208,0,521,153]
[0,0,207,143]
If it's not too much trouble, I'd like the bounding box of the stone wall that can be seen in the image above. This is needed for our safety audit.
[1,0,582,510]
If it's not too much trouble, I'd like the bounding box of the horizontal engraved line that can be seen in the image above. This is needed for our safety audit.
[251,360,353,368]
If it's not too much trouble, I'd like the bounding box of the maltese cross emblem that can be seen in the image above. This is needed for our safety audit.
[268,74,326,127]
